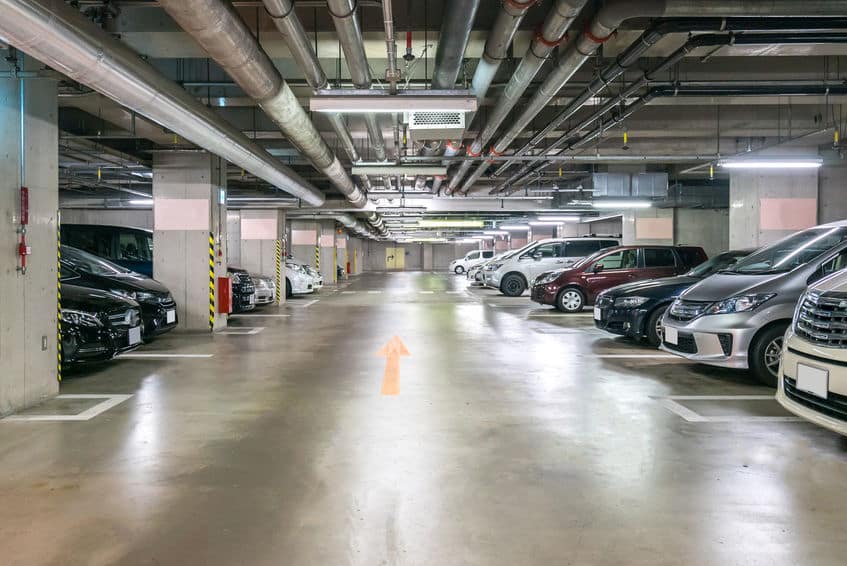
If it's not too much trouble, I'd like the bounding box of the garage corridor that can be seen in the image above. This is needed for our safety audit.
[1,272,846,566]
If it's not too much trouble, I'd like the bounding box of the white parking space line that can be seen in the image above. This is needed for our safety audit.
[289,299,318,308]
[341,291,356,294]
[419,291,435,294]
[220,327,265,335]
[3,394,133,422]
[118,353,214,359]
[596,354,680,359]
[445,291,463,294]
[230,314,290,318]
[529,312,595,317]
[655,395,804,423]
[367,290,382,294]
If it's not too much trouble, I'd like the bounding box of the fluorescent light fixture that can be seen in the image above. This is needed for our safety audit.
[352,165,447,176]
[536,215,581,222]
[417,219,484,228]
[472,235,495,240]
[128,198,153,206]
[310,89,477,113]
[529,221,565,226]
[718,157,823,169]
[592,200,652,209]
[458,238,480,244]
[483,230,509,236]
[498,224,530,231]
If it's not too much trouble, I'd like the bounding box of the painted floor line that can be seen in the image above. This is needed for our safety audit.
[341,291,357,294]
[230,314,291,318]
[419,291,435,294]
[3,394,133,422]
[220,327,265,335]
[595,354,680,359]
[119,353,214,359]
[667,395,776,401]
[367,290,383,294]
[656,396,804,423]
[291,299,318,308]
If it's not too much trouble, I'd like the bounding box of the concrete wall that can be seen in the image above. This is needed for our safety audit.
[0,73,59,414]
[819,162,847,224]
[362,241,477,271]
[622,208,675,245]
[675,209,730,256]
[60,208,153,230]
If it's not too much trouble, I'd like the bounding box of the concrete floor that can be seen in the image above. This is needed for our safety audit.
[2,272,847,565]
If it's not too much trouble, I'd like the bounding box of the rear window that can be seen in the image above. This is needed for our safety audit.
[676,247,707,268]
[644,248,676,268]
[565,240,600,257]
[482,250,494,258]
[600,240,619,250]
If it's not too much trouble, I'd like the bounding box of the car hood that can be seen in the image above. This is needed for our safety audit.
[87,272,171,295]
[61,283,139,311]
[680,272,780,302]
[604,275,700,298]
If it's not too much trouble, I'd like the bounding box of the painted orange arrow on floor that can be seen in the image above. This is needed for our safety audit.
[377,336,410,396]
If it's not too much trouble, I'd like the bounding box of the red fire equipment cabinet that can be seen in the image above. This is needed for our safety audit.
[217,276,232,314]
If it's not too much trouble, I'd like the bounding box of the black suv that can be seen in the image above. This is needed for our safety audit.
[227,267,256,312]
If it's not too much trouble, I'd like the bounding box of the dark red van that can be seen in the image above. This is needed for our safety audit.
[530,245,707,312]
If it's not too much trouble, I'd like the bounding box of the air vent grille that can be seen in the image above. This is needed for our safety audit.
[405,111,465,142]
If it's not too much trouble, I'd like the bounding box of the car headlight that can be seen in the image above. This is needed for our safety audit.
[614,296,650,308]
[61,309,103,327]
[229,272,242,284]
[534,271,562,286]
[486,262,503,271]
[705,293,776,315]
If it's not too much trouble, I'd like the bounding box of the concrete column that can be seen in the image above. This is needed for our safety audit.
[729,168,818,249]
[622,208,675,245]
[819,160,847,224]
[336,231,350,279]
[318,220,337,284]
[422,244,434,271]
[675,209,729,256]
[234,208,286,303]
[0,65,60,414]
[152,152,227,331]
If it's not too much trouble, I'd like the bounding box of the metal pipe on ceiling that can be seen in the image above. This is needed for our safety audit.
[157,0,366,207]
[0,0,324,206]
[445,0,588,194]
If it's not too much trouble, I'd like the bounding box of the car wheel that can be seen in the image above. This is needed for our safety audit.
[285,278,293,299]
[500,274,526,297]
[474,271,483,282]
[749,323,788,388]
[556,288,585,312]
[454,265,465,274]
[645,306,668,347]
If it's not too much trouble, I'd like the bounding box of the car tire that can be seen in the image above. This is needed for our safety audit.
[645,306,668,347]
[500,273,526,297]
[749,323,789,388]
[556,287,585,313]
[285,278,293,299]
[454,265,465,274]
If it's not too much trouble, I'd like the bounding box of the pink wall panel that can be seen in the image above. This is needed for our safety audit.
[759,198,818,231]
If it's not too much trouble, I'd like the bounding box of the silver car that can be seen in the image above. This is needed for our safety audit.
[250,273,277,305]
[661,221,847,386]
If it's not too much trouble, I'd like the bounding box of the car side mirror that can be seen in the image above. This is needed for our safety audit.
[532,252,543,261]
[592,264,605,273]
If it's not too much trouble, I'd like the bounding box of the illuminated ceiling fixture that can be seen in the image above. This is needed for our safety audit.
[310,90,477,113]
[536,215,581,222]
[718,157,823,169]
[483,230,509,235]
[128,198,153,206]
[529,221,565,226]
[592,201,652,209]
[417,219,485,228]
[498,224,530,231]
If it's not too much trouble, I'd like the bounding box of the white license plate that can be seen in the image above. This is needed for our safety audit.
[249,294,255,304]
[593,306,602,320]
[664,326,679,345]
[166,309,176,324]
[128,326,142,345]
[796,363,828,399]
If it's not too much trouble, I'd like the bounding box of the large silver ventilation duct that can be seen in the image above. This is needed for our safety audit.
[327,0,388,161]
[488,0,847,160]
[157,0,364,208]
[447,0,587,193]
[0,0,324,206]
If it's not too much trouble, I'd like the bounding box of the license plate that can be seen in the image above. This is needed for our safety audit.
[128,326,142,345]
[249,294,255,304]
[593,306,602,320]
[664,326,679,345]
[166,309,176,324]
[796,363,828,399]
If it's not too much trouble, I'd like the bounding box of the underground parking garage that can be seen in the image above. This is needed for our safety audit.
[5,0,847,563]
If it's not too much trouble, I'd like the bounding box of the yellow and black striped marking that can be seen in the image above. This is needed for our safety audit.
[57,219,62,382]
[209,233,215,331]
[275,239,282,305]
[315,244,320,271]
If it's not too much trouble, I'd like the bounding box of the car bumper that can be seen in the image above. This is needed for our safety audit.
[290,276,314,295]
[140,303,178,336]
[658,313,757,369]
[62,324,142,365]
[530,284,558,306]
[233,292,256,312]
[254,289,275,304]
[483,271,503,288]
[594,304,650,339]
[777,329,847,435]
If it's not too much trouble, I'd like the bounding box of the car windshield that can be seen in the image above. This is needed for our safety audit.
[498,242,536,262]
[573,247,617,268]
[62,246,133,276]
[721,227,847,275]
[686,251,750,278]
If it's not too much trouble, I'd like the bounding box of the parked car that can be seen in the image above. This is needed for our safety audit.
[61,245,178,339]
[450,249,495,275]
[468,253,504,284]
[251,273,277,305]
[304,265,323,289]
[661,221,847,386]
[485,237,621,296]
[594,250,751,345]
[285,261,315,297]
[777,268,847,434]
[60,282,143,368]
[531,245,707,313]
[62,224,154,276]
[227,267,256,312]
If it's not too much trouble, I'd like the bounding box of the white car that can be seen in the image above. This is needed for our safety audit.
[285,261,314,297]
[777,267,847,435]
[449,249,495,274]
[303,264,323,289]
[484,237,620,296]
[250,273,277,305]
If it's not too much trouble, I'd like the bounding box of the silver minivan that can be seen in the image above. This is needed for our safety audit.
[661,221,847,386]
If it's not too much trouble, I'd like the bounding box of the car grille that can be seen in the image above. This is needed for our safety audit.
[795,291,847,348]
[718,333,733,356]
[784,376,847,422]
[107,307,141,328]
[664,332,698,354]
[668,299,711,322]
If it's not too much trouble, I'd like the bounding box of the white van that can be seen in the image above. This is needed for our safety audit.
[449,249,495,274]
[484,237,620,296]
[777,267,847,435]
